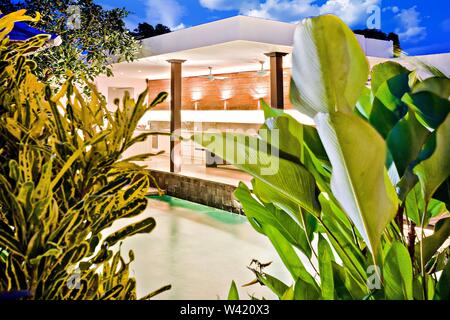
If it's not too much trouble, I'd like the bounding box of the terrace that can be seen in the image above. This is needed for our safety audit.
[95,16,398,207]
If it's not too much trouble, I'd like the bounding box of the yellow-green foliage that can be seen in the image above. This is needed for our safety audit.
[0,10,169,299]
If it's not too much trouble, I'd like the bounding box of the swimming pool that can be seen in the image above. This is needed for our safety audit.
[106,195,292,300]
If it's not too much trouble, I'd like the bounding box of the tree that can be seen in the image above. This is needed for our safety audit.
[0,0,140,90]
[132,22,171,40]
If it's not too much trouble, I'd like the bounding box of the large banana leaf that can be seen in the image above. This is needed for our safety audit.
[387,111,430,177]
[319,194,367,288]
[383,242,413,300]
[371,62,411,95]
[414,218,450,264]
[291,15,369,117]
[234,182,312,258]
[414,113,450,202]
[315,111,398,256]
[193,132,320,215]
[317,234,334,300]
[412,77,450,99]
[402,92,450,129]
[262,224,319,295]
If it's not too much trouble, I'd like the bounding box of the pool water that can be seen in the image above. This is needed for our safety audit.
[106,196,291,300]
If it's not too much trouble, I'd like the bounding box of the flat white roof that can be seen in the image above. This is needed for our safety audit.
[110,15,394,80]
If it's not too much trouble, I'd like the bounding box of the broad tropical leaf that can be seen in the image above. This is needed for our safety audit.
[383,242,413,300]
[291,15,369,117]
[194,132,320,215]
[315,111,398,256]
[414,113,450,202]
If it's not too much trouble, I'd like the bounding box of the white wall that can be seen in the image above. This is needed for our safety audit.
[95,76,148,111]
[365,38,394,59]
[410,53,450,77]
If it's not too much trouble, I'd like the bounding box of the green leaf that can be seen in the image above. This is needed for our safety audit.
[194,132,320,216]
[331,262,367,300]
[436,261,450,300]
[140,285,172,300]
[253,178,316,237]
[387,111,430,177]
[315,111,398,256]
[259,114,303,163]
[369,97,403,139]
[227,280,239,300]
[256,273,289,299]
[291,15,369,117]
[149,92,168,107]
[371,61,410,95]
[293,277,321,300]
[262,224,318,291]
[402,92,450,129]
[303,125,329,163]
[415,218,450,265]
[260,99,283,119]
[383,241,413,300]
[319,195,368,287]
[356,86,373,119]
[280,285,295,300]
[374,73,410,113]
[433,178,450,209]
[414,113,450,202]
[405,184,425,225]
[234,182,312,258]
[412,77,450,99]
[104,217,156,247]
[0,220,24,258]
[318,235,334,300]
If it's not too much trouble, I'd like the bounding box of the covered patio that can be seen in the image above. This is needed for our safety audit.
[95,15,394,186]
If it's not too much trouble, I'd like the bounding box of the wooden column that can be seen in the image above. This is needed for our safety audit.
[167,59,185,173]
[265,52,288,109]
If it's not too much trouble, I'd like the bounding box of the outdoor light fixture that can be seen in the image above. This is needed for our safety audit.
[192,91,202,110]
[221,89,232,101]
[192,91,202,101]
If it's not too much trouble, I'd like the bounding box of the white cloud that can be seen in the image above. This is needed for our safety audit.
[199,0,258,11]
[172,23,186,31]
[199,0,382,27]
[318,0,381,26]
[145,0,185,29]
[383,6,399,14]
[394,6,427,43]
[244,0,320,23]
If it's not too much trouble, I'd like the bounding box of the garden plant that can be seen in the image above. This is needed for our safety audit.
[0,10,169,299]
[196,14,450,300]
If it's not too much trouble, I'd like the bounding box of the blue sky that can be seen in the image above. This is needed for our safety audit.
[97,0,450,55]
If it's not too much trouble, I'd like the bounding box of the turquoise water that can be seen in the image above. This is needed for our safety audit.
[106,196,291,300]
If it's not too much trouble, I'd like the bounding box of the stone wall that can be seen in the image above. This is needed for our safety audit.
[149,169,244,214]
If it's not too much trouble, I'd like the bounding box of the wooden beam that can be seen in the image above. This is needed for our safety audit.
[167,59,185,173]
[265,52,288,109]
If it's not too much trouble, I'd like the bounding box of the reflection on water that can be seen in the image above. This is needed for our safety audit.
[105,196,292,300]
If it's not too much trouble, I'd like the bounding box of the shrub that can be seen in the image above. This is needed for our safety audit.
[196,15,450,300]
[0,10,168,299]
